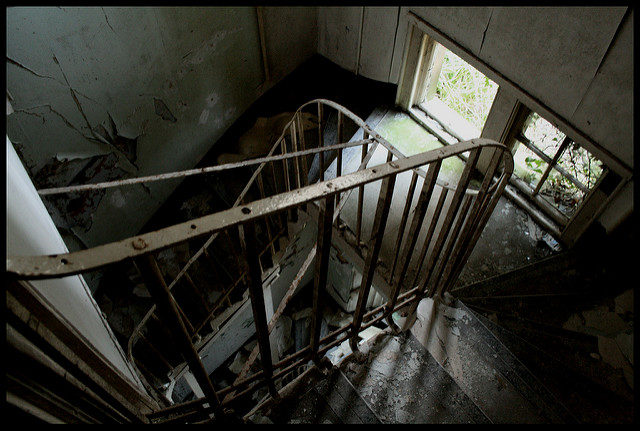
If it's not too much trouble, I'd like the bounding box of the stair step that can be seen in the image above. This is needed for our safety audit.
[454,300,577,424]
[452,250,583,298]
[466,303,633,403]
[466,305,634,423]
[340,331,490,423]
[460,294,604,332]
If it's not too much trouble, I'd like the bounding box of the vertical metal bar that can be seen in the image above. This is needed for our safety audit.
[349,172,397,352]
[411,187,449,288]
[296,112,309,186]
[309,194,335,362]
[280,139,291,192]
[383,160,441,331]
[431,193,474,296]
[436,150,503,294]
[389,171,419,284]
[239,221,278,397]
[269,161,280,195]
[290,122,302,190]
[256,172,276,257]
[136,254,220,410]
[269,162,288,235]
[336,111,343,179]
[335,112,344,211]
[422,149,481,297]
[355,134,368,245]
[318,103,324,181]
[443,154,512,295]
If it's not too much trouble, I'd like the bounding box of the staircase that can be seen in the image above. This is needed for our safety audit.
[243,226,634,424]
[13,99,633,424]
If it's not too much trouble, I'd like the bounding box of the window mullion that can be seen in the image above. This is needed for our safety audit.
[532,136,572,196]
[517,133,589,193]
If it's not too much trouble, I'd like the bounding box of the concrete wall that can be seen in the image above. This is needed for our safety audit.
[318,6,632,164]
[6,135,144,389]
[6,6,316,248]
[317,6,633,231]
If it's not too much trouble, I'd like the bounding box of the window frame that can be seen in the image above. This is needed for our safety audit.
[396,11,631,246]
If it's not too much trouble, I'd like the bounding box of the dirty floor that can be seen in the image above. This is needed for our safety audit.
[332,109,555,289]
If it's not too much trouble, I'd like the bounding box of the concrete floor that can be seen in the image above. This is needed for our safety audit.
[332,109,556,291]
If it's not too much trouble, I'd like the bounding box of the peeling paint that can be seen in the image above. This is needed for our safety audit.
[198,109,210,125]
[153,98,177,123]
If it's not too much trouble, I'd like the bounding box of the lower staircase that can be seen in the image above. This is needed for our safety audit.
[244,223,634,424]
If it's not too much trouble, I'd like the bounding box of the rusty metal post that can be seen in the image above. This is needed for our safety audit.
[136,254,221,413]
[383,160,441,332]
[355,134,368,245]
[422,149,480,297]
[239,222,278,398]
[349,172,397,352]
[436,150,503,295]
[318,102,324,181]
[389,171,419,284]
[296,112,309,186]
[411,187,449,288]
[309,194,335,363]
[336,111,343,179]
[431,193,474,296]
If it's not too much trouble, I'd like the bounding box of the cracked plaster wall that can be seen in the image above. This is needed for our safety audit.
[6,6,317,248]
[318,7,633,232]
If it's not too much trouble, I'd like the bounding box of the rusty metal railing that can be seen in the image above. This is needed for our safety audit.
[7,100,513,422]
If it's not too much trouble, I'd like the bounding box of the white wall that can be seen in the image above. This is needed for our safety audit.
[6,6,317,248]
[262,7,318,82]
[6,135,144,389]
[317,6,633,231]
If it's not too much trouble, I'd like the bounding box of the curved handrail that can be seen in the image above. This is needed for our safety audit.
[6,99,514,413]
[6,138,512,280]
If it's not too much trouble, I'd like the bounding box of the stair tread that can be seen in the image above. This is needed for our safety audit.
[467,305,633,424]
[454,300,577,424]
[340,332,490,423]
[466,303,633,404]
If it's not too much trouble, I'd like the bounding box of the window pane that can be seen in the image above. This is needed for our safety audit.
[512,140,549,189]
[522,112,566,158]
[556,142,604,190]
[435,49,499,131]
[538,168,586,218]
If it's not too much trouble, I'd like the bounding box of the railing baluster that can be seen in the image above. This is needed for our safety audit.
[280,139,291,193]
[422,149,481,297]
[290,122,302,190]
[136,254,221,412]
[431,193,474,296]
[442,154,510,295]
[383,160,441,331]
[317,102,324,181]
[239,222,278,397]
[411,187,449,288]
[436,151,503,295]
[389,171,419,284]
[336,111,343,179]
[309,194,335,362]
[256,172,276,258]
[295,112,310,186]
[355,134,368,245]
[349,172,397,352]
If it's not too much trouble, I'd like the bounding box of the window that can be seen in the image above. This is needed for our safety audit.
[416,43,499,141]
[512,111,606,218]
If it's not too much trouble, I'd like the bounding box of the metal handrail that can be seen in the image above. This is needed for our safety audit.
[7,100,513,420]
